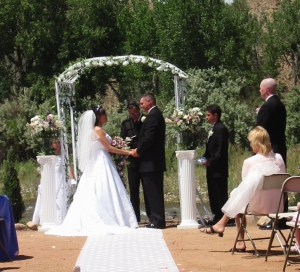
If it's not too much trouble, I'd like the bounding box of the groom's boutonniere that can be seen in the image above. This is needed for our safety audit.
[141,116,146,122]
[208,130,214,137]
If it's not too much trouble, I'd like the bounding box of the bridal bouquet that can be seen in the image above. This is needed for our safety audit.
[26,114,64,138]
[111,136,130,187]
[166,107,203,133]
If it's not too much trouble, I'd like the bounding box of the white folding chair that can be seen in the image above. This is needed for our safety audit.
[232,173,290,257]
[265,176,300,271]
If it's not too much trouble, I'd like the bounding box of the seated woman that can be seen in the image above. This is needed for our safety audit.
[201,126,286,251]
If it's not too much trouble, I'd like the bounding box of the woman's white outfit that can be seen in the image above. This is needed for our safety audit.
[46,111,138,236]
[222,153,286,218]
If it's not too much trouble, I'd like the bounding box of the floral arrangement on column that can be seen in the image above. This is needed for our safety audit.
[165,107,203,149]
[26,114,64,155]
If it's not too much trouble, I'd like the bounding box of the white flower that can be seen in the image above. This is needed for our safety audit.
[141,116,146,122]
[165,118,173,124]
[134,58,141,63]
[177,120,183,126]
[106,61,112,66]
[123,61,129,66]
[208,130,214,137]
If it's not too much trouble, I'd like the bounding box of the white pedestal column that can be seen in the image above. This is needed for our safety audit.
[37,155,58,232]
[176,150,200,229]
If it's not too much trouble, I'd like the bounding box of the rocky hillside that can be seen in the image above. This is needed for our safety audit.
[247,0,280,16]
[247,0,294,88]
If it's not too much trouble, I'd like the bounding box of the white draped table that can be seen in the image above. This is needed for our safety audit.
[37,155,58,231]
[176,150,200,229]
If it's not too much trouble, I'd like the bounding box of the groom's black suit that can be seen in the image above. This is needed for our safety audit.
[137,106,166,228]
[256,95,287,164]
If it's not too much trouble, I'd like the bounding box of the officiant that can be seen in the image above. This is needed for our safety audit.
[121,101,149,222]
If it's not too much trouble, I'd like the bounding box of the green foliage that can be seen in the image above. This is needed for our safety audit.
[0,0,68,101]
[262,0,300,85]
[103,106,129,138]
[1,148,25,223]
[285,86,300,146]
[164,67,255,149]
[0,88,58,162]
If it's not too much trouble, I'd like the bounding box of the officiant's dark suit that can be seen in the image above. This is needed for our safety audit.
[256,78,288,226]
[203,104,229,223]
[256,95,287,165]
[120,101,149,222]
[133,93,166,229]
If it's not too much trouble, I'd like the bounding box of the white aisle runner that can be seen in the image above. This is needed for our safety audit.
[75,228,179,272]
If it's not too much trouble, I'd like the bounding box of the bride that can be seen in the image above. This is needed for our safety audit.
[46,106,138,236]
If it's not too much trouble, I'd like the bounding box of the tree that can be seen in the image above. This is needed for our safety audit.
[285,86,300,146]
[0,0,68,101]
[0,88,55,162]
[1,148,25,223]
[262,0,300,85]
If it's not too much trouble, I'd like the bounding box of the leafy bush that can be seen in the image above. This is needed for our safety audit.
[1,148,25,223]
[285,86,300,147]
[0,88,56,162]
[164,67,255,149]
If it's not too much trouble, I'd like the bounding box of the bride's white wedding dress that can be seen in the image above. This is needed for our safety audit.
[46,134,138,236]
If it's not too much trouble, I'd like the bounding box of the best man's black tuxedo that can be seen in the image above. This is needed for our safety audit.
[203,121,229,221]
[120,114,149,222]
[137,106,166,228]
[256,95,287,164]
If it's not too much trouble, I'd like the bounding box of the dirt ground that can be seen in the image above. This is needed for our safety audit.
[1,221,300,272]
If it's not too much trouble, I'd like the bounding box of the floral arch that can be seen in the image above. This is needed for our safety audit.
[55,55,188,181]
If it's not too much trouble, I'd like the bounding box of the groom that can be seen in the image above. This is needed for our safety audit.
[132,93,166,229]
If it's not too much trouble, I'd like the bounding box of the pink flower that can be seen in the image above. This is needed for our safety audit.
[256,107,261,114]
[111,140,116,146]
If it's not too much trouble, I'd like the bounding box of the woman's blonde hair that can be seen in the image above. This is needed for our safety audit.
[247,126,273,155]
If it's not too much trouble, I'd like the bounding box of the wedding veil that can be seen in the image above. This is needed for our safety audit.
[77,110,97,172]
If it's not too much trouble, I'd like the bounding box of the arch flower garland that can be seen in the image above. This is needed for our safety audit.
[56,55,188,84]
[55,55,188,183]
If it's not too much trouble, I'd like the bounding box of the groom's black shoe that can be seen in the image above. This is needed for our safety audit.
[145,223,166,229]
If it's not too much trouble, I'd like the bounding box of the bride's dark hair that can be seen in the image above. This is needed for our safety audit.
[92,105,106,126]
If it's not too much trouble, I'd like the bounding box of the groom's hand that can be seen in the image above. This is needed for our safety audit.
[131,149,140,157]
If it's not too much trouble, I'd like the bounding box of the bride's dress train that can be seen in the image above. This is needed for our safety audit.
[46,134,138,236]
